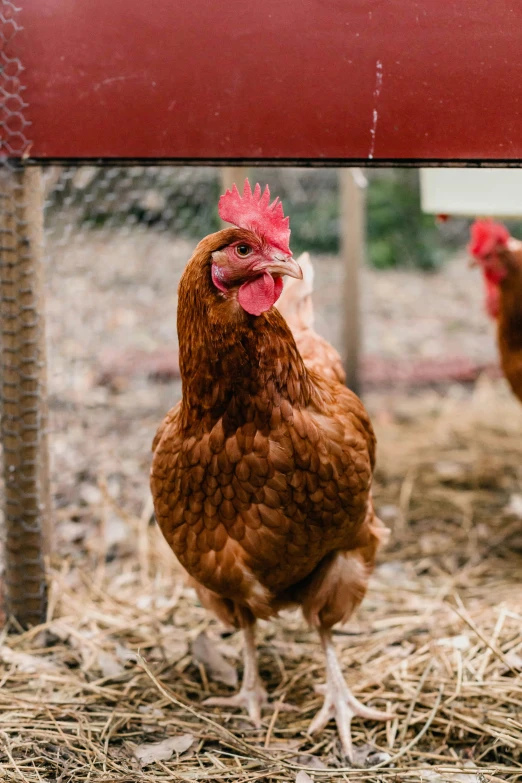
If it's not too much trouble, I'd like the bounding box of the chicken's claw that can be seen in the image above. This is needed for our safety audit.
[308,679,393,761]
[203,682,268,727]
[309,628,394,762]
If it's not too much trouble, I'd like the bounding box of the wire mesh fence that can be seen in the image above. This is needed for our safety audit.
[0,156,500,629]
[43,166,341,252]
[20,165,346,633]
[0,159,503,622]
[41,166,346,399]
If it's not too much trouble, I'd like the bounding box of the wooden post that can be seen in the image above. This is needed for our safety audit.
[0,165,51,628]
[339,168,367,396]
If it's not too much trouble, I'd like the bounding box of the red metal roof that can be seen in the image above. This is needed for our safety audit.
[10,1,522,162]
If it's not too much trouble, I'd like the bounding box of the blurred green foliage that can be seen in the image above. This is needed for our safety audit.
[366,170,446,270]
[259,168,465,270]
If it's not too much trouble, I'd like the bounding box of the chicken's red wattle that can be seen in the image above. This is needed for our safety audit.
[238,273,283,316]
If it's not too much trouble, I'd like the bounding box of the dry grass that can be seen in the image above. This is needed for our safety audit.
[0,377,521,782]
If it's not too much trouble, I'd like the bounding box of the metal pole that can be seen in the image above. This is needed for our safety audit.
[0,165,51,628]
[339,168,367,396]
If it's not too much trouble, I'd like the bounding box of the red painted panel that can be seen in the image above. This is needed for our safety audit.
[11,1,522,161]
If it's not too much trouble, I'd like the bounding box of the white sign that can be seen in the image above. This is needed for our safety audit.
[420,168,522,216]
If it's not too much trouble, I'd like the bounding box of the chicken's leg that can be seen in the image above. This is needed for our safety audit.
[203,620,267,726]
[309,627,393,760]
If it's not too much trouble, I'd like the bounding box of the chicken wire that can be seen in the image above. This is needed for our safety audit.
[0,151,495,630]
[35,166,344,618]
[0,1,49,627]
[41,166,342,402]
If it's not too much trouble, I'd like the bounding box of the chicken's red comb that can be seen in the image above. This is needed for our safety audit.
[218,179,291,254]
[468,219,510,258]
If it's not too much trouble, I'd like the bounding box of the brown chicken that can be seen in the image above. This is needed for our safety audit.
[469,219,522,403]
[151,181,391,758]
[277,251,346,384]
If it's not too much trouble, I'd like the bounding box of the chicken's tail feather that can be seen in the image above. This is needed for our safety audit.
[277,251,315,331]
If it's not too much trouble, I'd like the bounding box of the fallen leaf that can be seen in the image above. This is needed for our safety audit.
[79,483,102,505]
[351,742,392,767]
[138,704,165,733]
[296,772,314,783]
[290,755,327,770]
[377,504,400,522]
[138,705,164,717]
[434,460,466,482]
[421,763,479,783]
[97,650,125,679]
[191,631,238,688]
[157,631,189,660]
[104,514,129,548]
[215,639,241,660]
[265,739,301,751]
[115,643,139,664]
[59,521,89,543]
[436,634,471,651]
[505,493,522,518]
[0,646,57,673]
[501,651,522,673]
[134,734,194,766]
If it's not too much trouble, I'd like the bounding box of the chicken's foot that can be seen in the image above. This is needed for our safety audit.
[203,621,267,727]
[309,627,393,761]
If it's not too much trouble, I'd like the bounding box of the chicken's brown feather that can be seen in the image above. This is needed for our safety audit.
[496,246,522,403]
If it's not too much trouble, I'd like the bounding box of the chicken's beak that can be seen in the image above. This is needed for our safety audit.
[265,255,303,280]
[468,257,479,268]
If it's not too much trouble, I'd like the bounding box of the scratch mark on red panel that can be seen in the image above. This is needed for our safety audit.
[368,60,383,160]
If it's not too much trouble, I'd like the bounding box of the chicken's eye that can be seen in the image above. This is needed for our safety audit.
[235,244,252,258]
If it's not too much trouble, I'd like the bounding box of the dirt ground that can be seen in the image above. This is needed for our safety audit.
[0,229,520,781]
